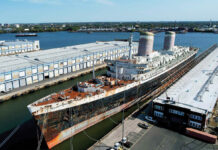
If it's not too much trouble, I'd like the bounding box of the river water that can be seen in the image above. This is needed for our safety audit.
[0,32,217,150]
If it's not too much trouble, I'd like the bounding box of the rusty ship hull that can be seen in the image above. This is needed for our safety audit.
[29,50,197,149]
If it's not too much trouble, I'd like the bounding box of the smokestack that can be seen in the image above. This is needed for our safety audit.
[164,31,176,50]
[138,32,154,56]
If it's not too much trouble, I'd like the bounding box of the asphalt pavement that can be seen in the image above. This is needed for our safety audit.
[131,125,218,150]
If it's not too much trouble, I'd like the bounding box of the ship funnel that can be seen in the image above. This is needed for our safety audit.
[138,32,154,56]
[164,31,176,50]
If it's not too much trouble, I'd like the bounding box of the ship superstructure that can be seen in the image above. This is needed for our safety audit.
[28,32,198,149]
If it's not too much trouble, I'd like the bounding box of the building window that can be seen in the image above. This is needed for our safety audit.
[154,111,163,118]
[169,109,184,116]
[189,120,201,129]
[189,114,202,121]
[154,105,164,111]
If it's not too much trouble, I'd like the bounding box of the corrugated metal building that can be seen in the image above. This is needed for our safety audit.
[152,47,218,130]
[0,40,40,56]
[0,41,138,92]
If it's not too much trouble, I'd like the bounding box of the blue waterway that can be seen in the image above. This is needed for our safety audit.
[0,32,217,53]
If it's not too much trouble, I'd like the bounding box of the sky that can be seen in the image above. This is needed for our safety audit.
[0,0,218,23]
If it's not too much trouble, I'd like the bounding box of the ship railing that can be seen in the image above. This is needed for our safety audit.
[145,51,193,79]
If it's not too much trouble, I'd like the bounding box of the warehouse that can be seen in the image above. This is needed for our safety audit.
[152,47,218,131]
[0,41,138,92]
[0,40,40,56]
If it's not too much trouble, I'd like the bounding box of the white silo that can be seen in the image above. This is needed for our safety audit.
[163,31,176,50]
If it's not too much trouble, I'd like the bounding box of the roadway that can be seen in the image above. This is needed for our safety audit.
[131,125,218,150]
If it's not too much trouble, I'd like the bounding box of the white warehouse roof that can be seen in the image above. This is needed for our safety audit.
[154,47,218,114]
[0,41,136,73]
[0,40,36,47]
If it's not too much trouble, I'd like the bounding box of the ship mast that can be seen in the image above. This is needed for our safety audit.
[129,33,133,60]
[92,52,95,80]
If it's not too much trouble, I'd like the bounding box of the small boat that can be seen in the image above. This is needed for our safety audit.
[16,33,37,37]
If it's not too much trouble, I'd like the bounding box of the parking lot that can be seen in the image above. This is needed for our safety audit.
[90,101,217,150]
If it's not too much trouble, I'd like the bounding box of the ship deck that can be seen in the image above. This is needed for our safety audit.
[35,77,134,106]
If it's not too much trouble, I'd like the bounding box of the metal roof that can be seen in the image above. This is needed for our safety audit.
[0,41,134,73]
[0,40,35,47]
[154,47,218,114]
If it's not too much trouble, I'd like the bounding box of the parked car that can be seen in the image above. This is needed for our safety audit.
[138,122,149,129]
[145,116,156,124]
[120,137,132,148]
[114,142,122,150]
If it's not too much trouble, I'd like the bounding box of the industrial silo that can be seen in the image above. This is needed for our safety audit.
[138,32,154,56]
[163,31,176,50]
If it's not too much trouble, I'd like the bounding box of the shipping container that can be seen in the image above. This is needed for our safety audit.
[186,128,217,144]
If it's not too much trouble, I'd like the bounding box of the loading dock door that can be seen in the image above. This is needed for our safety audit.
[0,83,6,92]
[20,78,26,87]
[54,70,59,77]
[49,71,54,78]
[26,77,33,85]
[64,68,68,74]
[6,82,13,91]
[38,74,43,81]
[13,80,20,89]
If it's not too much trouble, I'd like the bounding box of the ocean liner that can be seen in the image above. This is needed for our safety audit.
[27,31,198,149]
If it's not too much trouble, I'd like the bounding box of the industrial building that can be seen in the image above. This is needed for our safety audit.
[152,46,218,131]
[0,41,138,92]
[0,40,40,56]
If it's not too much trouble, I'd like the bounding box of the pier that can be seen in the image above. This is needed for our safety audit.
[0,41,138,102]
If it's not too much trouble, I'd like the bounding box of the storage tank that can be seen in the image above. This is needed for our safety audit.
[164,31,176,50]
[138,32,154,56]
